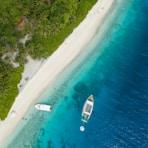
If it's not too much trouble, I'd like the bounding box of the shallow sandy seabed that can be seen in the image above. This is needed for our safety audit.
[0,0,115,146]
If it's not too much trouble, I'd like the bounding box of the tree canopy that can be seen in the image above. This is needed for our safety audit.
[0,0,97,119]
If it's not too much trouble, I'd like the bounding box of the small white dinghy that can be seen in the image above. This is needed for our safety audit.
[35,104,52,112]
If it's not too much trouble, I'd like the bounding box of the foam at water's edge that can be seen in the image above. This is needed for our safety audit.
[4,0,148,147]
[2,0,117,147]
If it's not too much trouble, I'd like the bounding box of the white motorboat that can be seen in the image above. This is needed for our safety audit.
[35,104,52,112]
[81,95,94,123]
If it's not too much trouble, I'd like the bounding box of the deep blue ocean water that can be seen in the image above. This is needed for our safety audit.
[5,0,148,147]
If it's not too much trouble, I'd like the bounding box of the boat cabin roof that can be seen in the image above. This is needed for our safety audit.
[85,104,92,114]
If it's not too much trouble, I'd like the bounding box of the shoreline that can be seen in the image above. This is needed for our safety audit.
[0,0,115,146]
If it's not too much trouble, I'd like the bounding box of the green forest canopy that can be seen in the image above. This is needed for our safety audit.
[0,0,97,119]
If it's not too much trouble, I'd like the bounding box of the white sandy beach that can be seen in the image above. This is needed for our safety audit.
[18,55,47,93]
[0,0,115,146]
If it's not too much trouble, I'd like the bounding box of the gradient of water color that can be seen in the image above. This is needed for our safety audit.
[5,0,148,147]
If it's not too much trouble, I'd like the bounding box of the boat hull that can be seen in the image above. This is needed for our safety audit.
[81,95,94,123]
[35,104,51,112]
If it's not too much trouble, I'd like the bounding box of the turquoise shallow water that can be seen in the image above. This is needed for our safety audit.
[5,0,148,147]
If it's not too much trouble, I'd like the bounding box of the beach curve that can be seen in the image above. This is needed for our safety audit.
[0,0,115,146]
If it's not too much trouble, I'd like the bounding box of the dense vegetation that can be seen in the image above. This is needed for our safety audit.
[0,0,97,120]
